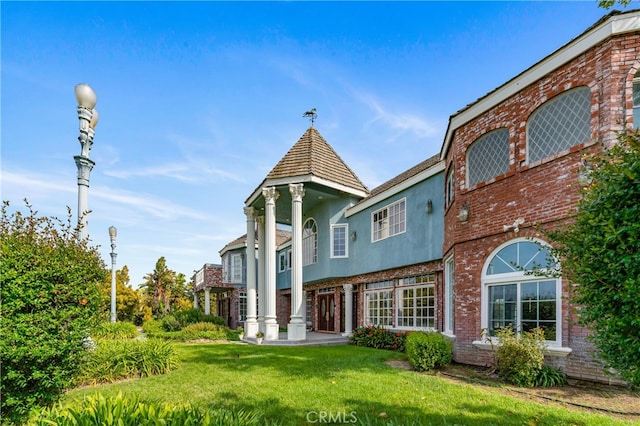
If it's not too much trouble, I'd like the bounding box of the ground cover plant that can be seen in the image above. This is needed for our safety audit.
[92,321,138,340]
[78,338,179,385]
[61,344,633,425]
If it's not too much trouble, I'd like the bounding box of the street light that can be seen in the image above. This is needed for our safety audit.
[74,83,98,241]
[109,226,117,323]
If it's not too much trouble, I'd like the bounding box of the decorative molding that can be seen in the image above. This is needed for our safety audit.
[289,183,305,201]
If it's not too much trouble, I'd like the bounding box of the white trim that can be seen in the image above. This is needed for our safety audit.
[371,198,406,242]
[481,237,562,347]
[472,340,573,357]
[441,11,640,159]
[444,255,455,335]
[246,175,368,206]
[330,223,349,258]
[347,161,444,217]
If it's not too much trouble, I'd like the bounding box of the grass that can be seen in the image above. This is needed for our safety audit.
[65,344,635,425]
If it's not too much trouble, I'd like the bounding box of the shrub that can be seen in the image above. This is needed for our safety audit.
[174,308,225,326]
[534,365,568,388]
[78,338,179,385]
[30,392,264,426]
[0,201,106,423]
[405,332,452,371]
[494,327,545,387]
[161,314,182,331]
[142,319,163,335]
[349,326,407,351]
[92,321,138,339]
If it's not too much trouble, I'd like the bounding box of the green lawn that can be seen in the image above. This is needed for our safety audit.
[65,343,634,425]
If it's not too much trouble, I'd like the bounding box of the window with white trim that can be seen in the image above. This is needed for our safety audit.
[331,224,348,258]
[444,256,455,334]
[396,274,435,329]
[483,239,560,345]
[633,70,640,128]
[231,253,243,284]
[364,281,393,327]
[238,291,247,321]
[445,167,454,208]
[372,199,406,242]
[302,218,318,266]
[467,128,510,187]
[527,86,591,163]
[221,254,230,282]
[279,251,287,272]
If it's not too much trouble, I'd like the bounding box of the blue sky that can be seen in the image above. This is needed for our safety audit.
[2,1,611,286]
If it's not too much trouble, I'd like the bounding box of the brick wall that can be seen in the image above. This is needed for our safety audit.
[444,33,640,383]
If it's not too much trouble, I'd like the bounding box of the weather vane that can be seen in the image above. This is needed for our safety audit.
[303,108,317,126]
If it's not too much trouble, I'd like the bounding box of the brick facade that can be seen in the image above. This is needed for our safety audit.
[444,31,640,383]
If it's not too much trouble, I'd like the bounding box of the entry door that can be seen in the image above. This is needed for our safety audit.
[317,294,335,332]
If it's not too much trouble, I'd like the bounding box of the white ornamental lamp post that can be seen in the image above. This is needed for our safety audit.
[109,226,117,323]
[74,84,99,241]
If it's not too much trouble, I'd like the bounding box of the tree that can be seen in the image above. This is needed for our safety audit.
[141,257,177,316]
[0,201,106,422]
[598,0,632,9]
[545,130,640,386]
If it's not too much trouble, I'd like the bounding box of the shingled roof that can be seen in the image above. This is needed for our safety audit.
[367,154,441,199]
[265,126,369,194]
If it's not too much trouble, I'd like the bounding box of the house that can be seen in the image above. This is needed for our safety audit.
[441,9,640,383]
[200,9,640,383]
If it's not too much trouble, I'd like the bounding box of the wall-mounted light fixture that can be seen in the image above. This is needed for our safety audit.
[458,203,469,222]
[503,217,525,233]
[425,199,433,214]
[350,231,357,241]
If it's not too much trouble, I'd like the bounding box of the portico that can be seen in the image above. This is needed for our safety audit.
[243,126,369,341]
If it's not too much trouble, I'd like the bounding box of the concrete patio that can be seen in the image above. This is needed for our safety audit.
[242,331,349,346]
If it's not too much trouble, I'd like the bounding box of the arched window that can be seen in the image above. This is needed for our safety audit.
[482,239,561,345]
[302,218,318,266]
[527,86,591,163]
[633,70,640,128]
[466,128,510,187]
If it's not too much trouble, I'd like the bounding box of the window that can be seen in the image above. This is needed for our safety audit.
[633,70,640,128]
[279,251,287,272]
[331,224,348,258]
[444,256,455,334]
[483,239,560,345]
[222,254,229,282]
[372,199,406,242]
[527,86,591,163]
[302,218,318,266]
[445,167,454,208]
[396,275,435,329]
[364,281,393,327]
[467,128,510,187]
[231,253,243,283]
[238,291,247,321]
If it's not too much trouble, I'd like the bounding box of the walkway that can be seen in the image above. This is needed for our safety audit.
[243,331,349,346]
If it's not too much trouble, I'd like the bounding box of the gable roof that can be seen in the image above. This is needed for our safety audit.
[265,126,369,194]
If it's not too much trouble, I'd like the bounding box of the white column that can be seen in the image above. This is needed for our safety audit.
[204,288,211,315]
[342,284,354,336]
[262,187,280,341]
[257,215,266,334]
[193,290,199,309]
[244,206,258,337]
[288,183,306,341]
